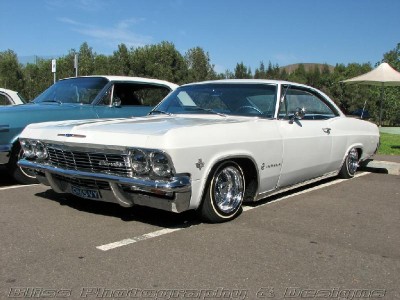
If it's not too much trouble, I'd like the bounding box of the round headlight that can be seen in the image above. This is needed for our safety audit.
[151,152,173,177]
[130,149,150,175]
[34,141,48,160]
[20,139,35,158]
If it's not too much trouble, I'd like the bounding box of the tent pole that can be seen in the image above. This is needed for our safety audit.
[379,83,384,127]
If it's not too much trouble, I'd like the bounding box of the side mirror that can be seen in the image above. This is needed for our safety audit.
[290,107,306,123]
[112,97,122,107]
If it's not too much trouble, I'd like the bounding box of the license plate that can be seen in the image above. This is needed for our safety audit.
[71,185,101,200]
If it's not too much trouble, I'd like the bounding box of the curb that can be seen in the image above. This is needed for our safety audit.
[360,160,400,176]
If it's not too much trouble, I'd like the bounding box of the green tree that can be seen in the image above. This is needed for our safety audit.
[265,62,280,79]
[381,43,400,125]
[56,50,77,79]
[0,50,24,92]
[78,42,95,76]
[184,47,216,82]
[306,66,321,87]
[234,62,252,79]
[130,41,187,84]
[110,43,131,75]
[331,63,376,116]
[254,61,266,79]
[288,63,307,84]
[383,42,400,70]
[22,58,53,100]
[93,54,111,75]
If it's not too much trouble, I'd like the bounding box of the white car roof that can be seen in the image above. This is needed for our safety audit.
[182,79,306,87]
[60,76,179,90]
[0,88,25,105]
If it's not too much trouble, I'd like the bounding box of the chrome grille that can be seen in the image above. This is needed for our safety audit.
[46,146,131,177]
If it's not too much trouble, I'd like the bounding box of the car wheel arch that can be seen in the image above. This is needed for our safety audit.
[341,144,363,165]
[338,145,363,179]
[197,155,260,209]
[7,140,38,184]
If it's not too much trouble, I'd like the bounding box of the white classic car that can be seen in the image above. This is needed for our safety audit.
[18,80,379,222]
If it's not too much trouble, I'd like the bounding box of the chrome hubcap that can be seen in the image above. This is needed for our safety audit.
[347,148,359,175]
[213,166,244,214]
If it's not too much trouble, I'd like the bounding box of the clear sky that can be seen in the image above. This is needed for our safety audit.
[1,0,399,73]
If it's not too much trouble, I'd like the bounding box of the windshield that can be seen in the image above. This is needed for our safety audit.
[153,83,277,118]
[33,77,109,104]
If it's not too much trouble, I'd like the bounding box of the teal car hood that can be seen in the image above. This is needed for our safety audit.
[0,103,99,145]
[0,102,85,113]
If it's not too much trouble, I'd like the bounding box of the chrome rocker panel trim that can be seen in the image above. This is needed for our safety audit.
[18,159,191,213]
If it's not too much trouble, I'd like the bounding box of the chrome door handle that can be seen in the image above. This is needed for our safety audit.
[322,128,331,134]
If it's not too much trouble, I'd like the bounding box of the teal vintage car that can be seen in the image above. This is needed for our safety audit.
[0,76,178,184]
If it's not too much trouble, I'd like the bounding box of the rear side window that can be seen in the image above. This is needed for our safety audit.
[279,86,338,120]
[99,83,172,106]
[0,93,11,105]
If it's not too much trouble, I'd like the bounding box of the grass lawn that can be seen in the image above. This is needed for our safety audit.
[378,132,400,155]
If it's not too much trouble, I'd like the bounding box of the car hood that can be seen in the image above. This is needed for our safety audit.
[20,115,268,149]
[23,115,252,134]
[0,102,84,113]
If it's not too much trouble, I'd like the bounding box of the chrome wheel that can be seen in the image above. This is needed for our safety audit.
[339,147,359,179]
[347,148,359,176]
[212,165,244,214]
[200,161,245,223]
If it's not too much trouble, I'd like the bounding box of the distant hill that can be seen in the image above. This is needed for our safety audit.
[280,63,335,74]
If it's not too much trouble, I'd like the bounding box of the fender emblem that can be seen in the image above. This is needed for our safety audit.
[196,159,205,170]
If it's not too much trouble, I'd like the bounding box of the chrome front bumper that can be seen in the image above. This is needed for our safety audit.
[18,159,192,213]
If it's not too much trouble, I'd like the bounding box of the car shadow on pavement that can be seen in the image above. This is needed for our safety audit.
[359,159,389,174]
[34,188,199,227]
[0,166,18,187]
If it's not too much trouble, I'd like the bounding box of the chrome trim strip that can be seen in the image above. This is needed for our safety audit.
[57,134,86,138]
[18,159,191,193]
[0,125,10,133]
[255,170,339,201]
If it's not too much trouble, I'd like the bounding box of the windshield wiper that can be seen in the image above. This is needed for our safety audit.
[40,99,63,104]
[192,107,226,117]
[149,110,173,116]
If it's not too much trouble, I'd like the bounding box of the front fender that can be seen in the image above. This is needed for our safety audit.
[187,150,260,210]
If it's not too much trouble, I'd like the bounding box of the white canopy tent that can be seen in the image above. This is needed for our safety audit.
[342,62,400,126]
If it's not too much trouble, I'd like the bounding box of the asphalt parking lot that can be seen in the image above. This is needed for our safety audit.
[0,168,399,299]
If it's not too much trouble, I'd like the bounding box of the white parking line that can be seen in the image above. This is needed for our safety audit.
[96,172,370,251]
[0,184,39,191]
[96,227,186,251]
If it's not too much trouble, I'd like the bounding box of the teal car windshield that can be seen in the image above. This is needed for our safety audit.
[152,83,278,118]
[33,77,109,104]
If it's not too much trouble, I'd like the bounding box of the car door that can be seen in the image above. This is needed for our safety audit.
[277,85,338,188]
[94,82,172,118]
